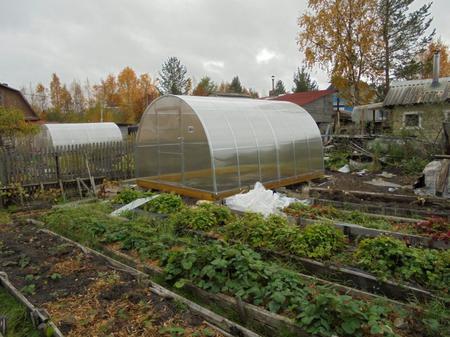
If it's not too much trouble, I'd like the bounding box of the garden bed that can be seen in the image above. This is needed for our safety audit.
[0,220,237,337]
[313,197,450,219]
[34,199,449,337]
[124,196,448,301]
[282,203,450,249]
[308,187,450,215]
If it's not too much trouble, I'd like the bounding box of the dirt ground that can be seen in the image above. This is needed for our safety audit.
[0,220,222,337]
[315,170,419,195]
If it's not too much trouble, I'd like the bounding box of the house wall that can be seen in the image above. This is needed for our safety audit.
[302,94,333,131]
[0,86,38,121]
[391,102,450,141]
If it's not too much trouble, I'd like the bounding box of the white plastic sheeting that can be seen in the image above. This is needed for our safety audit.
[42,123,123,147]
[110,195,159,216]
[225,182,305,216]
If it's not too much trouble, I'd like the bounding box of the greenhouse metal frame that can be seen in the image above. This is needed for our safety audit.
[136,95,323,200]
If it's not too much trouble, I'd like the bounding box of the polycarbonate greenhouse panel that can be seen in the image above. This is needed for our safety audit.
[42,122,123,147]
[136,95,324,199]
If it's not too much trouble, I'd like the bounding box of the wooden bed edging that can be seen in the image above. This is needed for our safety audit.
[0,272,64,337]
[296,216,449,250]
[35,227,315,337]
[309,187,450,210]
[309,193,450,219]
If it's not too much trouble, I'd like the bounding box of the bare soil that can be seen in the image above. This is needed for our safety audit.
[316,170,418,195]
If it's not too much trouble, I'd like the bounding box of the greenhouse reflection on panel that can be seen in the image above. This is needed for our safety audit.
[136,95,324,199]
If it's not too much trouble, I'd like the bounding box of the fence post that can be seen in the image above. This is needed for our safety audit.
[55,150,61,182]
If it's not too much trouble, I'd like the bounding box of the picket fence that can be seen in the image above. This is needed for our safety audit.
[0,140,135,186]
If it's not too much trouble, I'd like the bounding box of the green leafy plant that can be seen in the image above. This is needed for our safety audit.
[144,193,183,214]
[293,223,347,259]
[354,236,449,290]
[159,326,186,336]
[0,210,12,225]
[171,203,234,232]
[50,273,62,281]
[223,213,346,260]
[21,284,36,295]
[161,242,398,337]
[113,187,153,204]
[325,150,350,171]
[19,255,30,269]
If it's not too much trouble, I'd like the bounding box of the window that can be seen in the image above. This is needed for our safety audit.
[403,112,421,128]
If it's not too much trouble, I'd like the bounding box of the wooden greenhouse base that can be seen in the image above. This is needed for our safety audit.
[137,171,323,201]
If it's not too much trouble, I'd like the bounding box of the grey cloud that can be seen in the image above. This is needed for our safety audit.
[1,0,448,96]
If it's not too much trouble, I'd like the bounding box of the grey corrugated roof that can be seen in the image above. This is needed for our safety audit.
[383,77,450,106]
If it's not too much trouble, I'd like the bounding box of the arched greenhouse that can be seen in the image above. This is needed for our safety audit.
[136,95,324,200]
[41,122,123,147]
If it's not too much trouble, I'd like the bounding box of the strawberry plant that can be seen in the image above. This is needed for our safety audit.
[354,236,449,290]
[161,242,398,337]
[170,203,233,231]
[292,222,347,259]
[144,193,183,214]
[223,213,346,260]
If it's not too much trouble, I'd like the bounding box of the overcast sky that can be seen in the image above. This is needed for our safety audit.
[1,0,449,97]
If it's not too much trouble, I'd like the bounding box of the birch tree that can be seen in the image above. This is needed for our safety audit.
[298,0,379,105]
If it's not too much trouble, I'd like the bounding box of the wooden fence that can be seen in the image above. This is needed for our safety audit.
[0,140,135,187]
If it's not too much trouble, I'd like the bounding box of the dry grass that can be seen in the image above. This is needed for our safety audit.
[44,271,222,337]
[50,254,88,275]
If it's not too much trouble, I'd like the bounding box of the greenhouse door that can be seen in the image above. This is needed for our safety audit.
[156,107,184,184]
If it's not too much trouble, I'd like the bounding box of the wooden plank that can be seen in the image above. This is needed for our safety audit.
[313,197,450,219]
[297,216,449,250]
[0,272,64,337]
[309,187,450,210]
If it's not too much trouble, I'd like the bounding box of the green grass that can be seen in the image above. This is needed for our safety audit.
[0,288,41,337]
[0,210,11,225]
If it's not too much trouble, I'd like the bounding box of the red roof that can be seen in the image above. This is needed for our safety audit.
[269,89,336,106]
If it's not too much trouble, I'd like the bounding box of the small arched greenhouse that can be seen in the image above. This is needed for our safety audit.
[41,122,123,147]
[136,95,324,200]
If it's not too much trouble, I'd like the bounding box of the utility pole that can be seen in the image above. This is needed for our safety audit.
[100,86,105,122]
[271,75,275,96]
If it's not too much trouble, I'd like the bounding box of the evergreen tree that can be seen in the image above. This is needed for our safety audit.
[292,67,318,92]
[193,76,217,96]
[378,0,434,91]
[273,80,286,95]
[158,57,190,95]
[229,76,243,93]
